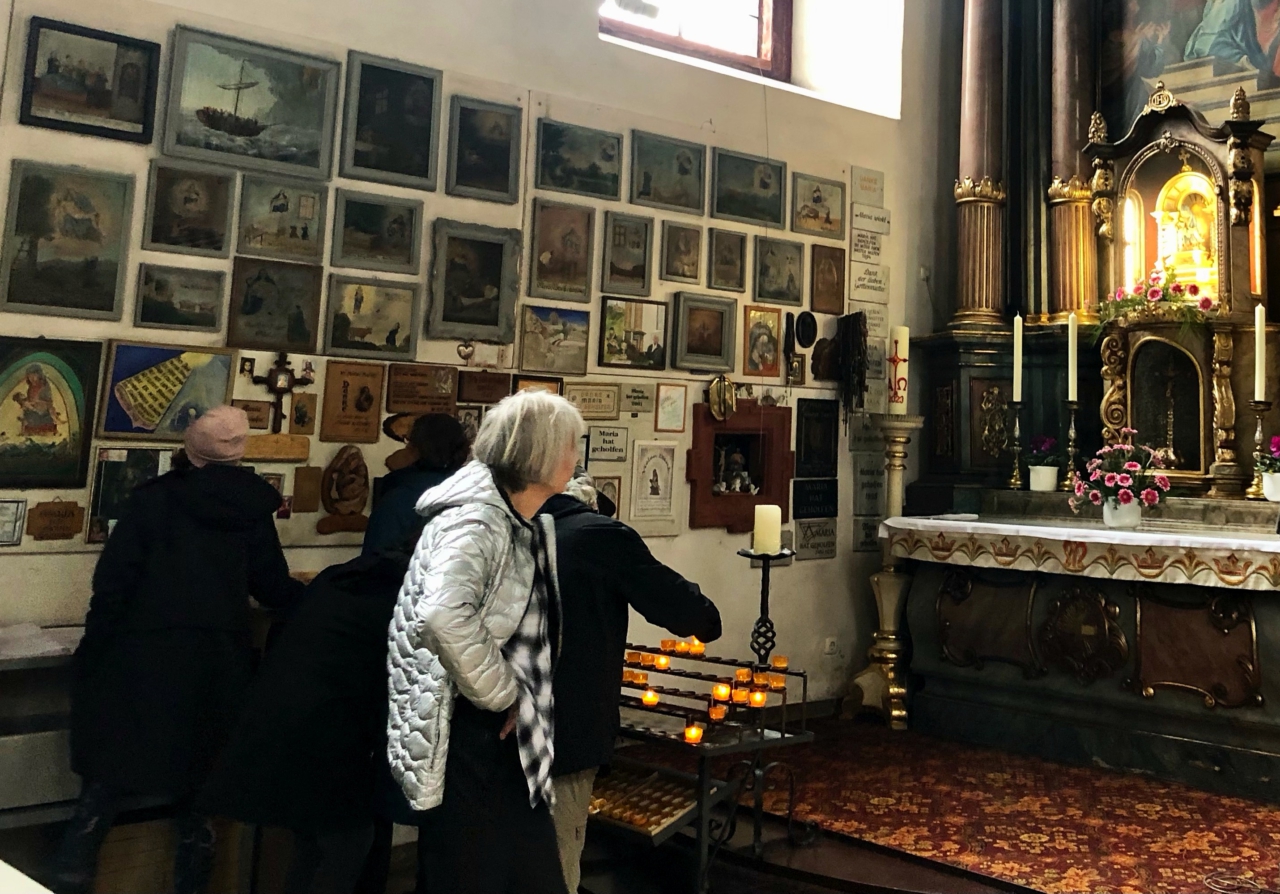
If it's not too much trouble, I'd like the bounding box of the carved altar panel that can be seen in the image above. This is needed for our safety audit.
[1127,335,1206,475]
[968,379,1011,471]
[935,569,1043,678]
[1037,584,1129,686]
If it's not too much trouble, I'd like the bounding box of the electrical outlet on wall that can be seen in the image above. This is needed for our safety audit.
[823,637,838,656]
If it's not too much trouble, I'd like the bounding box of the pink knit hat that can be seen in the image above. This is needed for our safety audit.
[184,405,250,467]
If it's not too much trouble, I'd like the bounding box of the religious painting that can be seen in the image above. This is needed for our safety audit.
[98,340,235,441]
[660,221,702,285]
[796,398,839,478]
[630,130,705,214]
[320,360,384,443]
[594,475,620,517]
[711,148,786,229]
[87,447,171,543]
[324,275,419,361]
[791,172,846,240]
[332,189,422,274]
[134,264,225,333]
[599,296,666,370]
[446,96,522,204]
[426,219,522,343]
[289,392,317,435]
[0,500,26,546]
[163,27,340,177]
[754,236,805,306]
[655,382,687,433]
[530,199,594,302]
[602,211,653,296]
[520,305,590,375]
[142,160,234,258]
[630,440,677,520]
[226,257,323,353]
[0,160,133,321]
[708,228,747,292]
[536,119,622,200]
[21,18,160,143]
[811,244,846,314]
[340,51,442,191]
[0,336,101,489]
[512,375,564,395]
[455,404,484,442]
[673,292,736,372]
[743,305,782,378]
[237,175,327,263]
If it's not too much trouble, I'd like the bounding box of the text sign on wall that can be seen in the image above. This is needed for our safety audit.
[588,426,629,462]
[850,204,891,235]
[796,518,837,560]
[852,263,889,304]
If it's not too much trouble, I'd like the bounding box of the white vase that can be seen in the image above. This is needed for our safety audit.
[1103,498,1142,529]
[1264,472,1280,503]
[1028,466,1058,492]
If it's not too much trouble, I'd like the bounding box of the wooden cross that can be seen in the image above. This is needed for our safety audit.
[252,352,314,434]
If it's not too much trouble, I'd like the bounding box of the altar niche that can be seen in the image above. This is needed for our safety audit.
[1128,336,1205,477]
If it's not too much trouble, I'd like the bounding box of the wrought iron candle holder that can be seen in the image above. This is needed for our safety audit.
[1060,400,1080,494]
[1007,400,1023,490]
[737,547,796,667]
[1247,399,1273,500]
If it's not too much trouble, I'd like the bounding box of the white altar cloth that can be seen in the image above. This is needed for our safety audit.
[880,515,1280,591]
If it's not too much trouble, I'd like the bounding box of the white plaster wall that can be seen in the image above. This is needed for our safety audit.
[0,0,956,700]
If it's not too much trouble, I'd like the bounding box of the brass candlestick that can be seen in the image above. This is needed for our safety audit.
[1247,399,1273,500]
[1059,400,1079,494]
[1007,400,1023,489]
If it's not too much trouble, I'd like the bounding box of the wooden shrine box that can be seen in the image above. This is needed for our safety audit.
[686,399,794,534]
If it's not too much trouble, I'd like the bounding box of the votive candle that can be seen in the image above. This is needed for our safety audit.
[735,667,752,682]
[633,672,648,686]
[768,673,786,691]
[732,688,749,704]
[640,653,655,666]
[684,724,704,744]
[655,655,670,670]
[641,689,659,707]
[770,655,789,670]
[675,641,690,654]
[749,690,768,708]
[708,705,728,722]
[625,651,641,664]
[660,639,677,652]
[689,638,705,656]
[753,672,769,686]
[712,683,732,701]
[622,669,635,683]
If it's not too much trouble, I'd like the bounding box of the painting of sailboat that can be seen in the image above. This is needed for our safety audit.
[163,27,339,177]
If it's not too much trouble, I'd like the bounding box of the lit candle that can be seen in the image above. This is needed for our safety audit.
[674,641,690,654]
[749,690,768,708]
[622,670,634,683]
[768,673,786,691]
[660,639,677,652]
[735,668,752,682]
[732,688,749,704]
[625,651,641,664]
[753,505,782,555]
[633,672,647,686]
[708,705,727,722]
[1013,314,1023,402]
[770,655,789,670]
[1257,303,1267,401]
[888,325,910,414]
[640,653,655,666]
[753,671,769,686]
[654,655,670,670]
[712,683,732,701]
[641,689,659,707]
[689,638,705,656]
[684,724,704,744]
[1067,312,1078,402]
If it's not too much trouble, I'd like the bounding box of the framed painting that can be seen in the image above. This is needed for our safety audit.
[630,440,678,524]
[520,304,590,376]
[163,27,340,177]
[672,292,736,372]
[630,130,705,215]
[237,174,327,263]
[743,304,782,378]
[513,375,563,395]
[456,404,484,442]
[536,119,622,200]
[0,160,133,321]
[332,189,422,274]
[811,244,846,314]
[21,18,160,143]
[602,211,652,297]
[340,51,442,191]
[599,295,666,370]
[320,360,385,443]
[324,274,419,360]
[655,382,687,433]
[792,172,846,240]
[0,500,26,546]
[141,159,235,258]
[226,257,323,353]
[87,447,172,542]
[711,148,786,229]
[426,219,522,343]
[707,228,747,292]
[98,340,235,441]
[135,264,225,332]
[446,96,522,204]
[796,398,840,478]
[530,198,594,303]
[660,221,702,285]
[0,336,102,489]
[594,475,621,518]
[754,236,805,306]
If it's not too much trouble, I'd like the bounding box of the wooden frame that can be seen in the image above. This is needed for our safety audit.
[512,374,564,395]
[225,257,324,353]
[426,218,522,343]
[753,235,805,306]
[742,304,782,378]
[529,198,595,303]
[97,340,235,442]
[686,399,794,534]
[601,211,653,297]
[446,95,522,204]
[791,171,846,240]
[340,51,443,191]
[707,228,747,292]
[519,304,590,376]
[323,273,421,360]
[810,243,846,314]
[332,188,422,274]
[141,158,236,259]
[237,174,328,264]
[655,382,688,433]
[386,363,457,414]
[320,360,385,443]
[535,118,622,200]
[672,292,736,372]
[660,220,703,285]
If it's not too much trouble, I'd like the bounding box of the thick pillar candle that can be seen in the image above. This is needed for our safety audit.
[888,326,910,415]
[1013,314,1023,402]
[753,505,782,554]
[1256,303,1267,402]
[1066,312,1078,402]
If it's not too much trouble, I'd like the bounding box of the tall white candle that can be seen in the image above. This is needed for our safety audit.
[1066,312,1078,402]
[1012,314,1023,402]
[888,325,910,415]
[753,505,782,555]
[1256,303,1267,402]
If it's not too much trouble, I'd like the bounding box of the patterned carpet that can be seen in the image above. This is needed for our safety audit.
[628,720,1280,894]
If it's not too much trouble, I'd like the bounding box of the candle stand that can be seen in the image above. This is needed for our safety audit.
[1007,401,1023,490]
[737,547,795,666]
[1059,400,1080,494]
[1247,399,1273,500]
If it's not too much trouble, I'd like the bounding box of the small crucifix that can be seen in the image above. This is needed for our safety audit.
[252,352,314,434]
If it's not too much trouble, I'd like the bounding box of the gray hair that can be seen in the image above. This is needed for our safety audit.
[472,389,585,491]
[565,466,598,509]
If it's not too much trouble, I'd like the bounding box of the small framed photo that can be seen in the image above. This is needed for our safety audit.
[324,274,420,360]
[743,304,782,378]
[630,130,705,215]
[792,172,846,240]
[536,119,622,200]
[21,18,160,143]
[142,159,235,258]
[811,244,846,315]
[707,229,747,292]
[238,175,328,264]
[711,148,786,229]
[655,383,687,433]
[427,219,522,343]
[340,51,443,191]
[599,295,667,370]
[672,292,736,372]
[226,257,324,353]
[332,189,422,274]
[446,95,522,204]
[660,221,702,285]
[0,499,26,546]
[520,305,590,375]
[754,236,805,306]
[530,198,594,303]
[512,374,564,395]
[602,211,653,297]
[135,264,225,333]
[456,404,485,441]
[787,353,807,387]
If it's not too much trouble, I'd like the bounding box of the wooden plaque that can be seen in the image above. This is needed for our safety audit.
[292,466,322,513]
[457,370,511,404]
[387,363,457,414]
[232,399,273,430]
[321,361,385,443]
[243,434,311,463]
[27,500,85,541]
[565,383,620,420]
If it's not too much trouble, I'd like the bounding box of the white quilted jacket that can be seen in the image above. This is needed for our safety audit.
[386,460,555,811]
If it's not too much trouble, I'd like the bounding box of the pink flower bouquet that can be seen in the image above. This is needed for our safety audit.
[1070,427,1170,513]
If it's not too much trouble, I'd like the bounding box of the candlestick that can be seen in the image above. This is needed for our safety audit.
[1067,312,1078,402]
[708,704,728,722]
[749,690,768,708]
[654,655,670,670]
[731,688,749,704]
[641,689,659,707]
[1257,303,1268,402]
[1013,314,1023,402]
[737,546,795,667]
[1059,400,1079,494]
[752,505,782,555]
[769,655,789,670]
[683,723,704,744]
[1007,400,1023,490]
[712,683,732,701]
[888,325,910,415]
[1247,399,1273,500]
[689,637,705,656]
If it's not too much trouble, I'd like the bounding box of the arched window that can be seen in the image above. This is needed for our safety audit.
[1121,189,1144,289]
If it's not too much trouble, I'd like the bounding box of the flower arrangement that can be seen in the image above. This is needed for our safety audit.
[1101,267,1214,326]
[1026,435,1060,466]
[1257,436,1280,474]
[1070,427,1170,512]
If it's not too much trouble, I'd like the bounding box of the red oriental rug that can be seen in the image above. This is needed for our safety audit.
[628,720,1280,894]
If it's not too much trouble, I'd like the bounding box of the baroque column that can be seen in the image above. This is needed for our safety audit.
[952,0,1006,329]
[1047,0,1097,322]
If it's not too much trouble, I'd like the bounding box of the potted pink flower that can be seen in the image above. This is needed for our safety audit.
[1026,435,1061,492]
[1258,435,1280,502]
[1069,427,1170,528]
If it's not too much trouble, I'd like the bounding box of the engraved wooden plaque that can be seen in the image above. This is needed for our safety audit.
[386,363,457,414]
[243,434,311,463]
[27,501,85,541]
[321,361,385,443]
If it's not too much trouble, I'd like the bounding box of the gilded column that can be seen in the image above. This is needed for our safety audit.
[951,0,1005,329]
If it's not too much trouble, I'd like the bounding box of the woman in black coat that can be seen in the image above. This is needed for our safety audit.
[51,406,303,894]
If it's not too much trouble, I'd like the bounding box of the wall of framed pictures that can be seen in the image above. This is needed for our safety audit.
[0,0,955,704]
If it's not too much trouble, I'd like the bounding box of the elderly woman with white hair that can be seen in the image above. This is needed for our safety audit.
[387,389,583,894]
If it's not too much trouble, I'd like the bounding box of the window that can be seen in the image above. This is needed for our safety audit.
[1121,190,1144,290]
[599,0,792,82]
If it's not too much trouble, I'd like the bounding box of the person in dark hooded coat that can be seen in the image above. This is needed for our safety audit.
[51,406,303,894]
